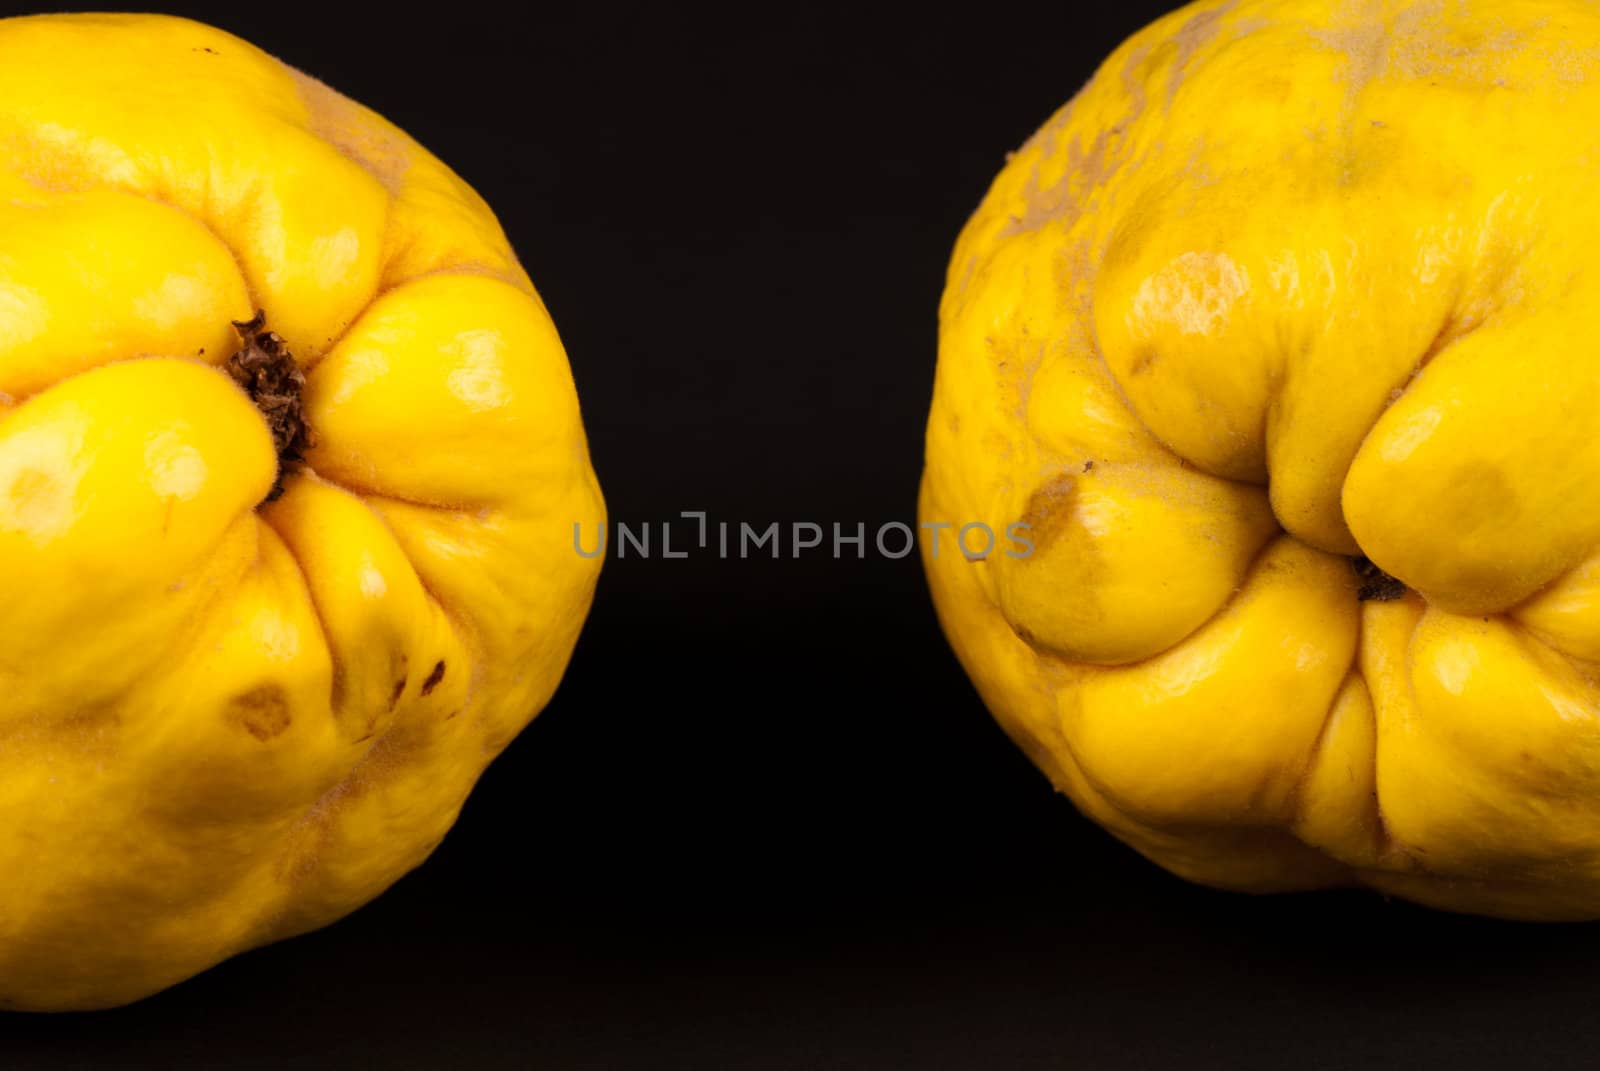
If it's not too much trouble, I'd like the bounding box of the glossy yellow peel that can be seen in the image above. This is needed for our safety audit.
[921,0,1600,919]
[0,14,604,1008]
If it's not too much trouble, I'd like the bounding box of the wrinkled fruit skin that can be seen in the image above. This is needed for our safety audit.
[920,0,1600,920]
[0,14,604,1008]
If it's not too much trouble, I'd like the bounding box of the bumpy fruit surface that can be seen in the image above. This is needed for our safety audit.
[921,0,1600,920]
[0,14,604,1008]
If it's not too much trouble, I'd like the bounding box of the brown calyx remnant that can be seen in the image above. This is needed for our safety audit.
[227,311,314,502]
[1352,556,1407,602]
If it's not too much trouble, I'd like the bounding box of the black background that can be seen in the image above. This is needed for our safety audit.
[3,3,1599,1068]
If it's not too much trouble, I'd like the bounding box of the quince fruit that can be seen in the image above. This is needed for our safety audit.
[921,0,1600,919]
[0,14,604,1008]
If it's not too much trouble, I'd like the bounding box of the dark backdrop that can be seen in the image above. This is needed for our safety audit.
[3,3,1597,1068]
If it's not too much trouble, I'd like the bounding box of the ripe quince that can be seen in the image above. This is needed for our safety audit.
[0,14,604,1008]
[921,0,1600,919]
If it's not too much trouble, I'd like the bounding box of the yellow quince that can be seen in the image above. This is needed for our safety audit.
[921,0,1600,919]
[0,14,604,1008]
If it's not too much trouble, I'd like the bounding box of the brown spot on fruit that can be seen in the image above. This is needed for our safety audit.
[420,660,446,697]
[1015,474,1082,557]
[230,685,292,741]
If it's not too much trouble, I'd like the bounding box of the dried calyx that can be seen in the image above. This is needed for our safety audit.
[1351,556,1407,602]
[226,311,313,502]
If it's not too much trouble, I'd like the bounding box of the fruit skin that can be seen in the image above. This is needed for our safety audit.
[920,0,1600,921]
[0,14,604,1008]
